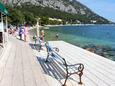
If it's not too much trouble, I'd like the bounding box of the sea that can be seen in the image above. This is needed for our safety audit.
[43,24,115,61]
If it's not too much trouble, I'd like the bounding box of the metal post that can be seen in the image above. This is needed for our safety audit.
[36,19,39,37]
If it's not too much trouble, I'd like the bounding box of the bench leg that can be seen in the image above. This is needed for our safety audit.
[45,54,49,62]
[78,72,83,84]
[62,75,68,86]
[34,39,36,46]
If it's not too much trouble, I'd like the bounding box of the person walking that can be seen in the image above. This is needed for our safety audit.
[24,24,28,42]
[19,25,23,40]
[41,30,45,42]
[55,33,59,40]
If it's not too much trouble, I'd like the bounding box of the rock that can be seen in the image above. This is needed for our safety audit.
[83,44,115,61]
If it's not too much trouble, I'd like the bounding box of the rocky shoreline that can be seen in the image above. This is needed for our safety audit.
[83,44,115,61]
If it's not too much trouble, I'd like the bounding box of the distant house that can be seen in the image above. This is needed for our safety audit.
[0,2,9,47]
[90,20,97,23]
[76,20,81,24]
[49,18,62,22]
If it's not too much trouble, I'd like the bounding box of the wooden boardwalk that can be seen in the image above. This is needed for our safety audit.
[0,36,50,86]
[0,35,115,86]
[47,41,115,86]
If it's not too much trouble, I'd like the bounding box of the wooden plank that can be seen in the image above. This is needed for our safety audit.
[58,54,109,86]
[0,36,52,86]
[2,36,115,86]
[12,44,24,86]
[58,42,115,77]
[21,44,37,86]
[0,43,16,86]
[50,41,115,71]
[59,48,115,81]
[0,42,11,84]
[49,41,115,86]
[27,44,49,86]
[60,41,115,67]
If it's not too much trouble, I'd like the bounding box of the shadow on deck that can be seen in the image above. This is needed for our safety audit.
[29,42,79,85]
[36,57,78,85]
[37,57,66,84]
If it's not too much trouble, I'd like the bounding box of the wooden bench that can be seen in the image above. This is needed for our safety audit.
[45,42,84,86]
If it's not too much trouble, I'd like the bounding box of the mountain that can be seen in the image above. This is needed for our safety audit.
[1,0,110,24]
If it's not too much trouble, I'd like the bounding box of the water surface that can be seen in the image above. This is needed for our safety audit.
[44,25,115,61]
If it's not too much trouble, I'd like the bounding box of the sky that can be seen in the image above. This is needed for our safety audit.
[77,0,115,22]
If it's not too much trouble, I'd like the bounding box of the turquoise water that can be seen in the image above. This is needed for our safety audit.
[44,25,115,61]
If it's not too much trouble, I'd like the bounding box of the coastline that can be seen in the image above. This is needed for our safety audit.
[44,23,115,28]
[45,24,95,27]
[43,25,115,61]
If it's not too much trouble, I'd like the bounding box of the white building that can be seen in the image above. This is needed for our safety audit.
[90,20,97,23]
[49,18,62,22]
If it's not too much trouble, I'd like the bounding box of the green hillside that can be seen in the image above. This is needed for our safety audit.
[7,4,110,25]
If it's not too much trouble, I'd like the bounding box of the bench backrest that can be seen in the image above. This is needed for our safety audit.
[45,42,72,69]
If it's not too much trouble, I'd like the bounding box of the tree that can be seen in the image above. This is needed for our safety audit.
[23,12,37,25]
[9,9,25,25]
[40,17,49,25]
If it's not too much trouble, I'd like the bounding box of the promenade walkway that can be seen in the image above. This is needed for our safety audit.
[0,35,50,86]
[0,35,115,86]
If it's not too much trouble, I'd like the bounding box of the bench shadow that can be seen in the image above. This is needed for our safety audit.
[36,56,79,85]
[37,56,66,84]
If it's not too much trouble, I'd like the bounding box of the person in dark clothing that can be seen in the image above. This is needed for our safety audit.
[56,33,59,40]
[19,25,23,40]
